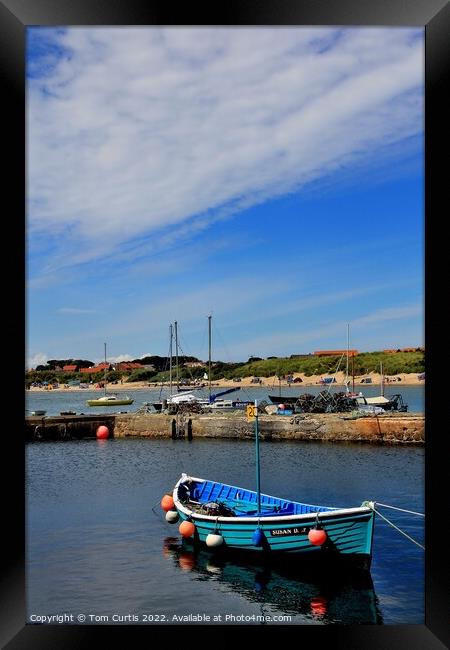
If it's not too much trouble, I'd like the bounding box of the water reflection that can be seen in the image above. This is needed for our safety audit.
[162,538,383,624]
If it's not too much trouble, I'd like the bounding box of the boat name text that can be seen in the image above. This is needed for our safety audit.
[270,527,310,536]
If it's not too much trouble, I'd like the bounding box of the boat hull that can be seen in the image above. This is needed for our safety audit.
[86,399,134,406]
[172,476,374,568]
[269,395,298,405]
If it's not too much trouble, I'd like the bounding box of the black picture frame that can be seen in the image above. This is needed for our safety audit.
[2,1,448,647]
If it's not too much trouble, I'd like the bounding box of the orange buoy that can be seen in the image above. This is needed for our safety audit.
[96,425,109,440]
[179,520,196,538]
[308,528,327,546]
[161,494,175,512]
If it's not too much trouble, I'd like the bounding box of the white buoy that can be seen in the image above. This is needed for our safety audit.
[165,510,179,524]
[206,533,224,548]
[206,562,222,575]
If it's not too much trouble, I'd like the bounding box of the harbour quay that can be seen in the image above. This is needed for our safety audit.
[25,412,424,444]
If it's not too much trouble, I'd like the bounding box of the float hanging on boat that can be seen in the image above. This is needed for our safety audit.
[162,401,375,570]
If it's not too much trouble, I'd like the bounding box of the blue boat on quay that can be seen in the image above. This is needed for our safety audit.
[162,401,375,571]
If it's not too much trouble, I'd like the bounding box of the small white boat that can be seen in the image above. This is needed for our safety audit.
[87,394,134,407]
[354,394,407,412]
[86,342,134,407]
[208,399,236,412]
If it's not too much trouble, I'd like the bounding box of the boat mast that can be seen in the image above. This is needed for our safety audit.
[208,315,212,402]
[380,361,384,397]
[174,320,179,391]
[104,342,107,396]
[169,324,173,394]
[254,399,261,515]
[352,352,355,393]
[346,323,350,391]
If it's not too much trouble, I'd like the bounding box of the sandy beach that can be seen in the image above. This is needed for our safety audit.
[27,371,424,392]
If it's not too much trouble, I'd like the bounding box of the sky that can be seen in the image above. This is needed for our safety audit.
[26,27,424,367]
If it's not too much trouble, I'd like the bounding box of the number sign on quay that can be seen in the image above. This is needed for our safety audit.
[246,405,257,421]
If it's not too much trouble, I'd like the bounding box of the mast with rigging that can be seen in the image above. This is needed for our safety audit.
[169,324,173,395]
[174,320,179,391]
[208,315,212,402]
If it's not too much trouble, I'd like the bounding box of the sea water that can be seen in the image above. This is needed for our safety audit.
[26,437,424,625]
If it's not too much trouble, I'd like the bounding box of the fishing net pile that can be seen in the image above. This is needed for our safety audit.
[295,391,356,413]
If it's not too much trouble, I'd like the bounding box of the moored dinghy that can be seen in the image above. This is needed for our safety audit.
[163,400,375,570]
[86,394,134,406]
[169,474,375,569]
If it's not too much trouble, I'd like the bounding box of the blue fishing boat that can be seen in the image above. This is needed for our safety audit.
[162,401,375,570]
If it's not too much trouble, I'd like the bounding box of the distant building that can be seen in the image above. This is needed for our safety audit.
[313,350,358,357]
[80,363,109,374]
[184,361,205,368]
[62,364,77,372]
[116,362,143,371]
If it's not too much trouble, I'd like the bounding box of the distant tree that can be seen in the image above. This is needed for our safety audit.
[127,369,158,382]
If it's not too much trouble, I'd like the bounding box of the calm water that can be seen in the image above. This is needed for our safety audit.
[25,384,424,416]
[26,438,425,626]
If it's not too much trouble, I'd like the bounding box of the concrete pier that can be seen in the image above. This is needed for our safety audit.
[26,411,424,444]
[25,414,117,441]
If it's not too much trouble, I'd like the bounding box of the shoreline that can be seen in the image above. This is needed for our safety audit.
[27,371,424,393]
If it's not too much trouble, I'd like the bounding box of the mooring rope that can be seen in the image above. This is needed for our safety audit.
[371,505,425,550]
[151,498,164,517]
[374,502,425,517]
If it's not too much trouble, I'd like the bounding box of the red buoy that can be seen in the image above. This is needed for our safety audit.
[310,596,328,617]
[161,494,175,512]
[179,520,196,538]
[96,425,109,440]
[308,528,327,546]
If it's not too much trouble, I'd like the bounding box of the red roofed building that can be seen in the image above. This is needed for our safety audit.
[116,362,143,371]
[80,363,109,374]
[62,364,78,372]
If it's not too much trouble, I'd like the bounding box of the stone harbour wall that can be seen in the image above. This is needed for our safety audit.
[25,412,424,444]
[113,412,424,445]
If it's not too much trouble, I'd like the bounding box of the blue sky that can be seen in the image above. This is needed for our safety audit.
[26,27,424,367]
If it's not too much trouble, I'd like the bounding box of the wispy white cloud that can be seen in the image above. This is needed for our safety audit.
[27,352,48,369]
[103,353,134,364]
[352,304,422,326]
[27,27,423,279]
[218,301,423,359]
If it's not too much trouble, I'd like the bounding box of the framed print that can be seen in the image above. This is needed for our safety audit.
[2,0,448,647]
